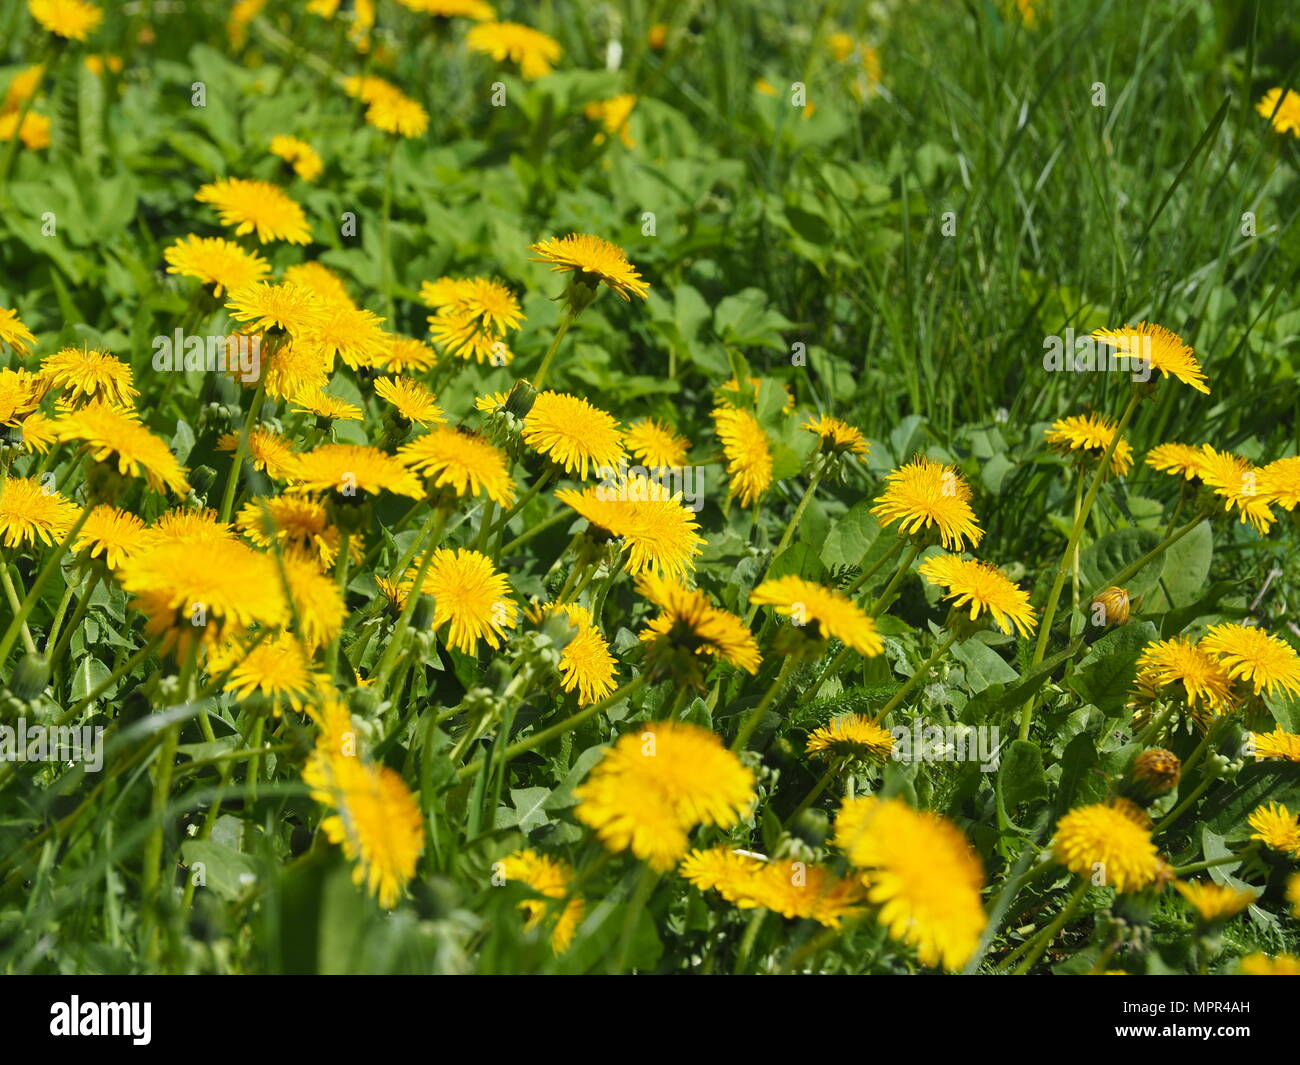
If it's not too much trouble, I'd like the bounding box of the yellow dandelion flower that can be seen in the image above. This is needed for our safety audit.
[871,456,983,550]
[467,21,561,80]
[399,0,495,17]
[340,74,402,104]
[142,507,236,548]
[290,387,363,422]
[258,340,332,401]
[286,443,424,499]
[0,307,37,357]
[282,261,352,306]
[1247,802,1300,857]
[751,576,884,655]
[1092,322,1209,394]
[119,538,286,652]
[528,233,649,301]
[575,722,755,871]
[1200,623,1300,699]
[1146,442,1207,481]
[422,548,517,654]
[2,65,44,112]
[717,376,795,414]
[498,849,584,952]
[425,276,523,364]
[268,134,323,181]
[237,495,351,570]
[0,476,79,549]
[636,572,762,678]
[29,0,102,40]
[0,110,50,150]
[374,376,445,427]
[804,414,870,459]
[1251,726,1300,763]
[195,178,312,245]
[308,302,389,370]
[226,281,327,339]
[365,92,428,138]
[712,405,772,508]
[918,554,1037,637]
[1258,455,1300,511]
[555,475,704,580]
[74,504,148,569]
[0,368,44,423]
[373,335,438,374]
[39,347,137,407]
[1052,799,1160,893]
[164,234,271,297]
[806,715,894,763]
[1045,413,1133,475]
[1290,873,1300,917]
[1195,445,1275,533]
[1132,636,1234,712]
[585,94,637,148]
[277,549,346,650]
[625,418,690,469]
[1257,88,1300,136]
[1173,880,1256,924]
[680,847,868,928]
[209,633,329,713]
[527,601,618,706]
[53,401,190,496]
[216,427,297,479]
[522,391,625,480]
[833,796,987,970]
[303,745,424,909]
[398,426,515,507]
[15,411,56,453]
[1240,953,1300,975]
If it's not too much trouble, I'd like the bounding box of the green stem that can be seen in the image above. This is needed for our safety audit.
[872,630,959,725]
[0,502,92,668]
[532,308,575,392]
[217,375,268,523]
[325,530,351,678]
[782,756,847,829]
[844,535,904,597]
[372,506,448,696]
[1012,879,1089,974]
[731,656,799,752]
[0,560,37,654]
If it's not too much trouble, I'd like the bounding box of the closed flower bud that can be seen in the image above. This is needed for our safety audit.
[1089,586,1130,630]
[7,652,50,702]
[1129,747,1181,801]
[504,379,537,420]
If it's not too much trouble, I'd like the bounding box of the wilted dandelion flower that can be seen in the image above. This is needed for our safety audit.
[1200,623,1300,699]
[399,426,516,507]
[1045,413,1133,475]
[303,744,424,909]
[216,427,297,479]
[804,414,870,459]
[497,849,584,952]
[467,21,561,80]
[53,401,191,496]
[290,387,363,422]
[833,796,987,970]
[1257,88,1300,136]
[374,376,445,427]
[1146,441,1208,480]
[918,554,1037,637]
[806,715,894,763]
[1250,726,1300,763]
[625,418,689,469]
[528,234,649,301]
[871,457,983,550]
[164,235,271,297]
[39,347,137,407]
[286,443,424,499]
[365,92,429,138]
[209,633,328,713]
[1195,445,1275,533]
[522,391,625,480]
[422,548,518,653]
[1247,802,1300,857]
[1132,636,1234,713]
[0,307,37,356]
[195,178,312,245]
[1092,322,1209,394]
[556,476,704,580]
[0,476,79,548]
[1052,799,1160,893]
[74,504,148,569]
[29,0,102,40]
[636,573,762,678]
[118,539,286,652]
[268,134,323,180]
[575,722,755,871]
[712,406,772,508]
[1173,880,1256,924]
[750,576,884,655]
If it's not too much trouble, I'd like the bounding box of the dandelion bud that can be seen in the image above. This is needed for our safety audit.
[1089,586,1130,630]
[504,379,537,420]
[1128,748,1180,801]
[7,652,49,703]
